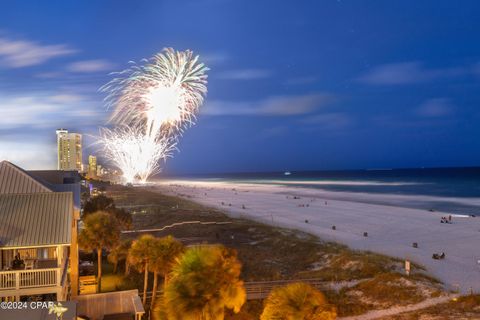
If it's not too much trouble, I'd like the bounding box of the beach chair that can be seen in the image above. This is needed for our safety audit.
[432,253,445,260]
[24,260,35,270]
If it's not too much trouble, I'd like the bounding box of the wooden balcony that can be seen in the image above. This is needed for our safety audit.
[0,249,68,292]
[0,267,61,290]
[0,246,69,300]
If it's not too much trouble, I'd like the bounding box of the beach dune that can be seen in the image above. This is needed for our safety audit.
[153,180,480,294]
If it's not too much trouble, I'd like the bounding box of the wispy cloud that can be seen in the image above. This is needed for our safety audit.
[201,52,229,66]
[0,87,106,169]
[300,113,352,130]
[0,91,104,129]
[35,71,65,79]
[67,59,113,73]
[357,61,467,85]
[49,93,84,103]
[416,98,453,117]
[0,35,76,68]
[0,138,56,170]
[202,93,333,116]
[216,68,272,80]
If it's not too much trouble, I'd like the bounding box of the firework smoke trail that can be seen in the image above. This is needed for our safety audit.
[99,48,208,183]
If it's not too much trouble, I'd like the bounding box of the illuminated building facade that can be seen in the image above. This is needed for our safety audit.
[88,155,97,178]
[56,129,82,172]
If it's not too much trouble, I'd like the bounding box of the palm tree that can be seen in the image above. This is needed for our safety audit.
[260,282,337,320]
[78,211,120,292]
[149,236,184,309]
[163,245,246,320]
[128,234,157,305]
[107,239,132,274]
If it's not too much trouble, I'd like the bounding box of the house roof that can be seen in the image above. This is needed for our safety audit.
[28,170,82,185]
[28,169,82,210]
[0,192,73,248]
[0,161,53,194]
[50,183,81,211]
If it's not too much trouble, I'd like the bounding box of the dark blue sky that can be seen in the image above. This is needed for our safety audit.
[1,1,480,173]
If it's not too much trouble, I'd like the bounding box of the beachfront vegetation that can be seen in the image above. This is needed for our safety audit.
[377,294,480,319]
[128,234,157,305]
[149,236,184,309]
[260,282,336,320]
[78,211,120,292]
[84,183,447,318]
[107,239,132,274]
[326,271,444,316]
[83,194,133,229]
[160,245,246,320]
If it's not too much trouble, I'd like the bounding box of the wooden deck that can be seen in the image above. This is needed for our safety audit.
[75,290,145,320]
[141,278,330,302]
[244,278,328,299]
[0,268,61,290]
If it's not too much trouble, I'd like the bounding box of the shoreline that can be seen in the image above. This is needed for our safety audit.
[153,179,480,215]
[151,179,480,294]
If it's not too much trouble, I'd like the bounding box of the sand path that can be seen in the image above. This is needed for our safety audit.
[338,294,459,320]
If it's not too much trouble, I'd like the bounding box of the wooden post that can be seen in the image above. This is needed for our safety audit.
[70,210,80,298]
[57,268,62,287]
[56,287,63,301]
[57,245,63,268]
[15,272,19,291]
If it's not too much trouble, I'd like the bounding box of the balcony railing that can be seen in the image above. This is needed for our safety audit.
[0,268,61,290]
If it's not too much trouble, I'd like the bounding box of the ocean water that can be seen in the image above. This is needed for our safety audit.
[172,167,480,215]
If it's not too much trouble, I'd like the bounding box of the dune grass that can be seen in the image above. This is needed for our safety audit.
[95,184,445,318]
[377,294,480,319]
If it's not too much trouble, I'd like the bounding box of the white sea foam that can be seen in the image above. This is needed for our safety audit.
[250,179,425,186]
[160,179,480,208]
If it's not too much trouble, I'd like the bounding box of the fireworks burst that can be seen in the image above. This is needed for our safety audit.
[100,127,177,183]
[102,48,209,138]
[99,48,208,183]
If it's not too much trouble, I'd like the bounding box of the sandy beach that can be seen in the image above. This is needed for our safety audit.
[152,180,480,294]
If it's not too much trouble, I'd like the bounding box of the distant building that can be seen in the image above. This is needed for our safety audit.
[56,129,82,172]
[88,155,97,178]
[97,164,103,177]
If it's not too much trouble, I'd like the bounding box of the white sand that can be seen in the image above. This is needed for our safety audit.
[152,180,480,293]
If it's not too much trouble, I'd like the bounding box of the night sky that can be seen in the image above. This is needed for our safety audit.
[1,1,480,174]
